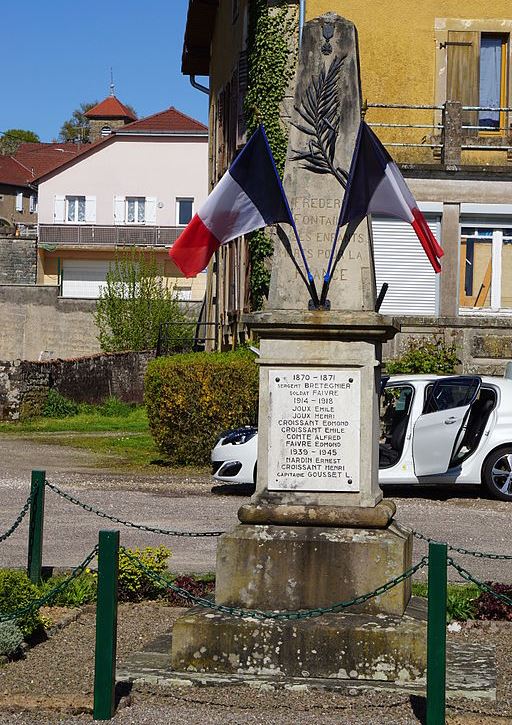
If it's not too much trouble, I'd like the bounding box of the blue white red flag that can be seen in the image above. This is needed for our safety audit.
[169,125,294,277]
[338,122,444,273]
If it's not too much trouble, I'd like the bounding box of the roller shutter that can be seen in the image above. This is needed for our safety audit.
[61,260,110,299]
[372,216,440,315]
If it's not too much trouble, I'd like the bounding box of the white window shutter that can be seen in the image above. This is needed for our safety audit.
[16,192,23,211]
[54,195,65,222]
[145,197,157,224]
[85,196,96,223]
[114,196,125,224]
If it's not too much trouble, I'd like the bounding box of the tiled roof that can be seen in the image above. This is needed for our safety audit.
[120,107,207,133]
[0,143,82,187]
[85,96,137,120]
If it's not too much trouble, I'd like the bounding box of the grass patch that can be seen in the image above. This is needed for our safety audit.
[412,581,480,622]
[0,405,149,434]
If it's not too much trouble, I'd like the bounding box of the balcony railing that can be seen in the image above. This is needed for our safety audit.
[38,224,182,247]
[365,101,512,166]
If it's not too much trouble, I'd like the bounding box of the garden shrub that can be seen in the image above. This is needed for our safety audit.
[385,339,460,375]
[0,621,24,658]
[475,583,512,621]
[145,349,259,465]
[0,570,43,636]
[38,570,97,608]
[118,546,171,602]
[42,390,80,418]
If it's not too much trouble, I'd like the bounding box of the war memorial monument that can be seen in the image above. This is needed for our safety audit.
[171,13,428,685]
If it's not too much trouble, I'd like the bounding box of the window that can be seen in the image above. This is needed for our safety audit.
[176,198,193,226]
[66,196,86,223]
[479,34,507,131]
[459,226,512,310]
[446,31,509,133]
[29,195,37,213]
[15,192,23,212]
[126,197,145,224]
[101,125,112,137]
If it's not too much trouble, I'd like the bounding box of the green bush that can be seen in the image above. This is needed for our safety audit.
[145,349,259,465]
[42,390,80,418]
[0,571,43,637]
[118,546,171,602]
[38,570,97,608]
[0,621,24,658]
[386,339,460,375]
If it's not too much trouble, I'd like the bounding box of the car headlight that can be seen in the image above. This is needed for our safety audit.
[221,427,257,446]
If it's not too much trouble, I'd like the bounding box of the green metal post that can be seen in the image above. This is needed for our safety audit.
[426,541,448,725]
[27,469,46,584]
[93,529,120,721]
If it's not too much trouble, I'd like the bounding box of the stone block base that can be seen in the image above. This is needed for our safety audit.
[170,599,427,683]
[215,522,412,616]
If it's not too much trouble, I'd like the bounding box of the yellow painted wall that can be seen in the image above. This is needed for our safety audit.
[40,249,206,300]
[309,1,512,164]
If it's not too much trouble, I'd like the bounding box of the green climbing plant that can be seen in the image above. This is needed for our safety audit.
[244,0,297,309]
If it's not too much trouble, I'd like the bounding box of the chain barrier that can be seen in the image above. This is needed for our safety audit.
[0,546,98,624]
[0,490,34,544]
[120,546,428,620]
[448,557,512,607]
[45,480,224,538]
[412,529,512,561]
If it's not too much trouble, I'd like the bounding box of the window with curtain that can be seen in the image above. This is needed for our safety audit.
[126,197,145,224]
[479,35,507,130]
[66,196,86,223]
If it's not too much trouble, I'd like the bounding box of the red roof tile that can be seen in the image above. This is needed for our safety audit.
[0,143,82,187]
[120,107,207,133]
[85,96,137,120]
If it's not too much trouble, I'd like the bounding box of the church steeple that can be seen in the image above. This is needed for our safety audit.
[85,94,136,142]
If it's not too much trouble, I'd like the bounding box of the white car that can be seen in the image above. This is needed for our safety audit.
[211,374,512,501]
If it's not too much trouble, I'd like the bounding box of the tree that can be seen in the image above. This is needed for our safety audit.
[94,251,194,352]
[0,129,40,155]
[58,101,98,143]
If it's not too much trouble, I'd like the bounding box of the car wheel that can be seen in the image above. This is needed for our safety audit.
[483,446,512,501]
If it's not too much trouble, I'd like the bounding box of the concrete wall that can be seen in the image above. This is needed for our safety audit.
[0,285,202,361]
[384,317,512,376]
[38,136,208,226]
[0,238,36,284]
[0,350,155,420]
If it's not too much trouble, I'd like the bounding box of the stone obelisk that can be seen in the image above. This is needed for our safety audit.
[171,15,427,685]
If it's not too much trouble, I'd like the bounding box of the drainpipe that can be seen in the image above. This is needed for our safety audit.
[189,75,210,95]
[299,0,306,49]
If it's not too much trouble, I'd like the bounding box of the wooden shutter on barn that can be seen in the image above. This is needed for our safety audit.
[446,31,480,129]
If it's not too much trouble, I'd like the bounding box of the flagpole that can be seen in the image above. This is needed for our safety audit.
[259,125,320,308]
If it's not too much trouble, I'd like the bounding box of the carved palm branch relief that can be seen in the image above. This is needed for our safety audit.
[291,55,349,188]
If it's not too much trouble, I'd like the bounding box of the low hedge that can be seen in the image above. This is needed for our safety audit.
[145,349,259,465]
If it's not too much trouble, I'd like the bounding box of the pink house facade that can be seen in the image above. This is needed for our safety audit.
[36,103,208,301]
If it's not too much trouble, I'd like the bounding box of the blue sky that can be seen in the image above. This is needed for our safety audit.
[1,0,208,142]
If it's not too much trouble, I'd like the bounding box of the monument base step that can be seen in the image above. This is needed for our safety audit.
[169,598,428,684]
[117,622,496,701]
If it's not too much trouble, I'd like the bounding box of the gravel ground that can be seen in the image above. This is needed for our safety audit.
[2,436,512,721]
[0,601,511,724]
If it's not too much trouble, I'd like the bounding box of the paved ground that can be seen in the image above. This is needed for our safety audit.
[1,435,512,582]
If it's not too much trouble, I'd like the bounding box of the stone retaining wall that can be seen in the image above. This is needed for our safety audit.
[383,316,512,375]
[0,237,36,285]
[0,350,155,420]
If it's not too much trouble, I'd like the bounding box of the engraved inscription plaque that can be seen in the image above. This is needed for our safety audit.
[268,368,361,492]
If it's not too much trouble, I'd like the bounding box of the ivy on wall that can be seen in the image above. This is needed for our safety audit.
[244,0,297,309]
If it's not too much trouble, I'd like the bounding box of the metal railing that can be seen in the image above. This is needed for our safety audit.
[155,320,218,356]
[38,224,182,247]
[365,101,512,164]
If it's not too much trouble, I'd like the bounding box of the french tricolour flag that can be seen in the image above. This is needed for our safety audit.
[169,126,294,277]
[338,122,444,273]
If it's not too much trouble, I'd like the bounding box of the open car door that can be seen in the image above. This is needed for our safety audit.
[412,376,481,477]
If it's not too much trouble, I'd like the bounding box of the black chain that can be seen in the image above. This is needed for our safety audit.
[448,557,512,606]
[0,490,33,544]
[413,529,512,561]
[0,546,98,623]
[120,546,428,620]
[45,480,225,537]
